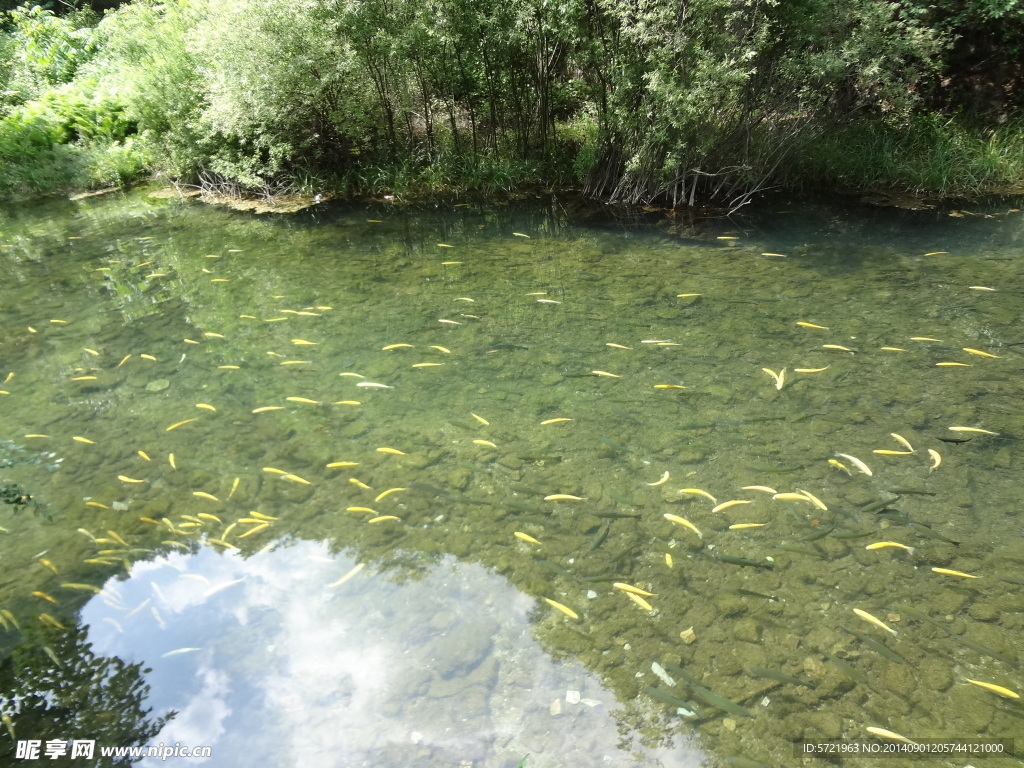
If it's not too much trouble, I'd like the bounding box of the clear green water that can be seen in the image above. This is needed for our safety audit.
[1,191,1023,767]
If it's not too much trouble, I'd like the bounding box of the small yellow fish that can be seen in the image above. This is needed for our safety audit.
[140,354,157,361]
[931,567,979,579]
[936,362,970,367]
[513,232,530,238]
[866,542,915,554]
[822,344,855,353]
[218,365,240,369]
[70,375,97,381]
[138,450,151,461]
[280,360,312,366]
[741,485,777,494]
[326,461,359,468]
[796,489,828,511]
[968,286,996,291]
[663,514,702,539]
[679,488,717,503]
[118,475,145,484]
[166,419,196,431]
[543,598,578,620]
[349,478,372,490]
[169,453,177,469]
[117,354,132,366]
[198,513,222,523]
[879,346,906,352]
[625,592,654,611]
[910,336,942,342]
[38,613,65,629]
[514,532,541,545]
[430,346,452,354]
[61,583,101,594]
[249,512,277,521]
[927,448,941,471]
[376,447,406,455]
[437,243,454,248]
[964,679,1019,699]
[193,492,219,502]
[382,343,413,350]
[438,318,462,324]
[540,418,573,425]
[836,453,872,476]
[665,553,674,568]
[729,523,767,530]
[762,252,786,257]
[922,251,947,257]
[327,563,365,588]
[647,471,670,487]
[853,608,897,636]
[286,397,320,404]
[890,433,915,452]
[472,439,497,448]
[83,348,99,356]
[676,293,701,298]
[72,436,95,444]
[653,384,687,389]
[606,343,632,349]
[873,449,914,455]
[949,426,998,435]
[291,339,318,346]
[347,507,377,515]
[204,332,224,339]
[333,400,361,405]
[196,403,217,411]
[963,347,1001,358]
[139,517,161,525]
[237,523,269,538]
[773,492,811,502]
[828,458,851,474]
[24,434,49,438]
[32,591,58,604]
[796,321,829,330]
[470,413,490,426]
[412,362,443,368]
[228,477,240,499]
[591,370,620,378]
[282,474,311,485]
[865,727,917,745]
[544,494,585,501]
[207,538,238,550]
[38,558,59,575]
[252,406,284,413]
[613,582,656,597]
[712,499,752,513]
[793,366,829,373]
[368,515,400,524]
[85,501,109,509]
[761,368,785,390]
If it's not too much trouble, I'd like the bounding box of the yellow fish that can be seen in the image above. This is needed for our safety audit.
[382,344,413,350]
[679,488,717,503]
[374,488,406,502]
[663,514,702,539]
[117,354,132,366]
[613,583,656,597]
[24,434,49,438]
[83,349,99,356]
[327,563,365,588]
[540,418,573,425]
[890,433,914,452]
[140,354,157,361]
[70,375,97,381]
[38,614,65,629]
[836,453,872,476]
[218,365,240,369]
[865,727,917,745]
[326,461,359,468]
[544,494,585,501]
[591,370,620,378]
[169,453,177,469]
[741,485,777,494]
[249,512,277,521]
[543,598,578,620]
[828,458,851,474]
[204,332,224,339]
[198,513,222,523]
[794,366,829,373]
[822,344,854,353]
[606,343,632,349]
[349,478,373,490]
[286,397,320,404]
[964,679,1019,699]
[873,449,913,455]
[796,321,829,330]
[471,413,490,425]
[138,451,151,461]
[282,474,311,485]
[347,507,377,515]
[32,591,58,604]
[376,447,406,455]
[931,567,979,579]
[207,538,238,550]
[38,559,59,575]
[228,477,240,498]
[196,403,217,411]
[72,436,95,445]
[61,583,101,594]
[252,406,284,413]
[412,362,443,368]
[473,439,497,448]
[626,592,654,611]
[85,501,109,509]
[333,400,361,405]
[910,336,942,342]
[927,448,941,471]
[963,347,1001,358]
[866,542,915,554]
[935,362,970,367]
[761,367,785,390]
[653,384,687,389]
[729,523,767,530]
[879,346,906,352]
[430,346,452,354]
[712,499,751,513]
[514,532,541,545]
[118,476,145,484]
[166,419,196,431]
[676,293,701,298]
[949,426,998,435]
[237,524,269,538]
[193,492,219,502]
[853,608,897,636]
[367,516,400,524]
[647,471,670,486]
[291,339,318,346]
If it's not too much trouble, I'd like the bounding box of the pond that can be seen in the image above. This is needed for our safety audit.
[1,190,1022,768]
